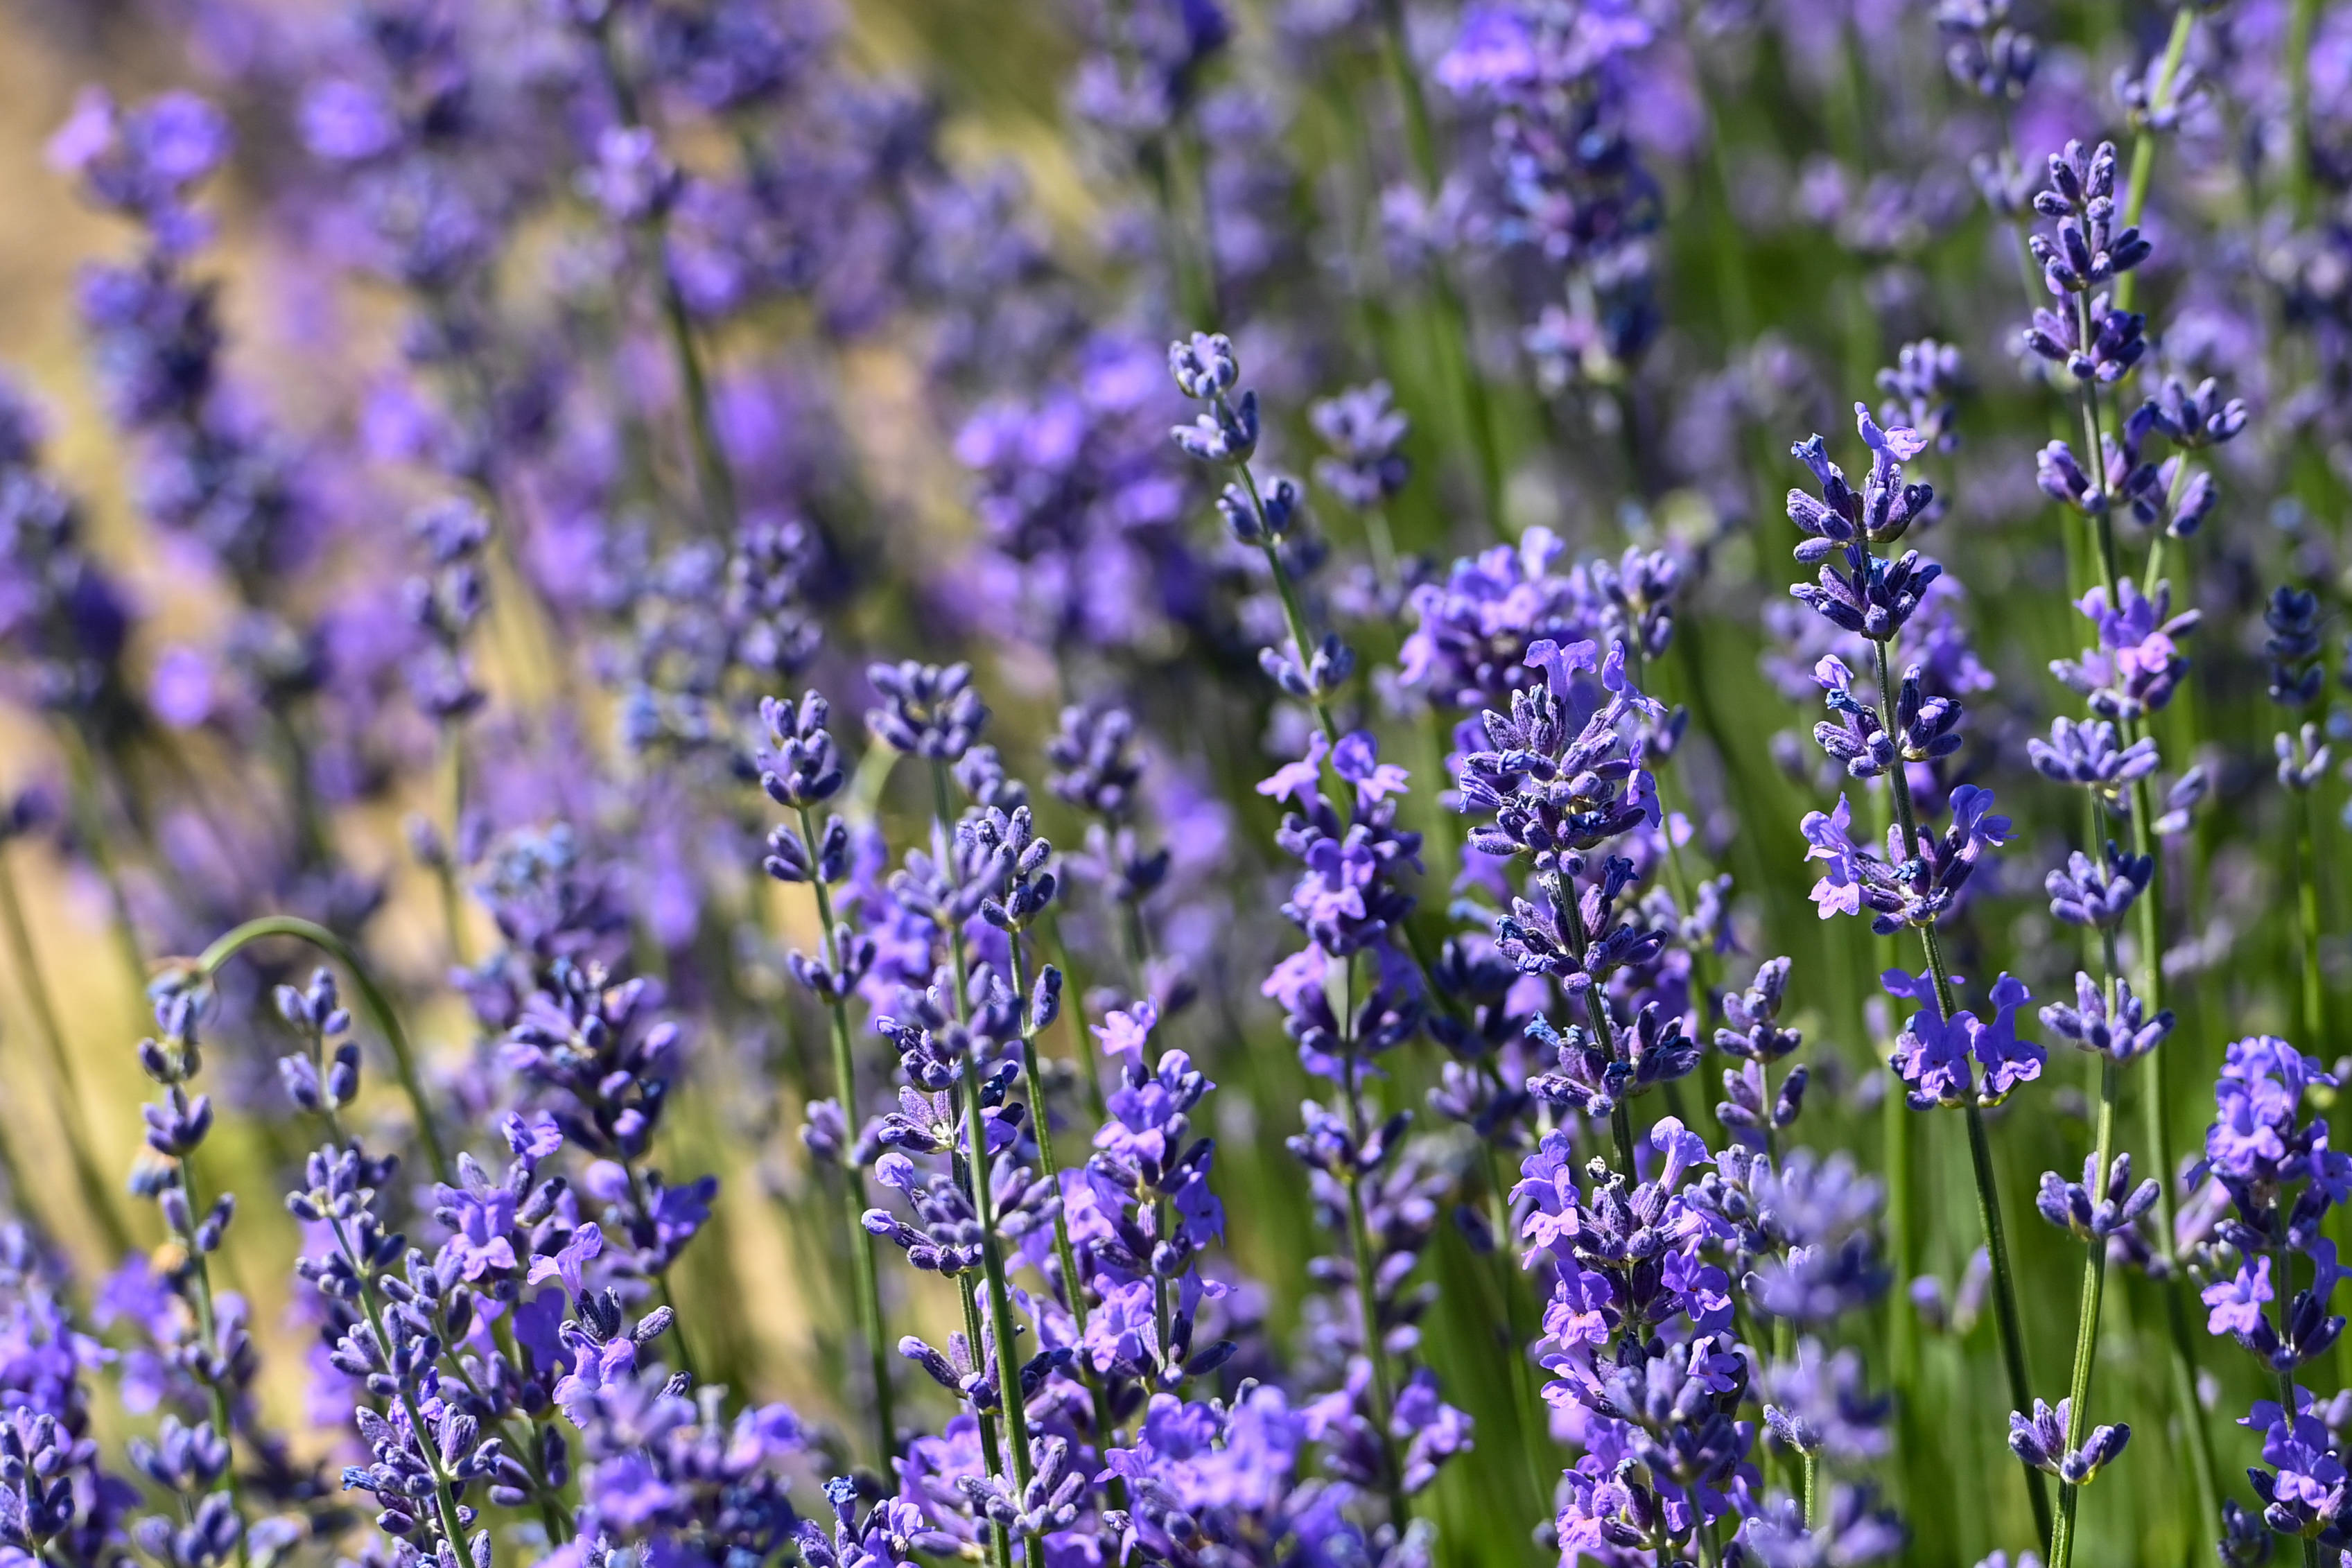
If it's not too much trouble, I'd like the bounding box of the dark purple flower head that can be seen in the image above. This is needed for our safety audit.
[1937,0,2036,98]
[2202,1036,2337,1187]
[1785,405,1936,565]
[1436,0,1665,379]
[1716,957,1801,1063]
[1400,527,1606,711]
[2044,842,2154,930]
[1456,638,1661,869]
[1587,547,1685,662]
[1762,1338,1892,1463]
[2242,1393,2350,1540]
[866,661,987,762]
[2142,373,2248,449]
[1526,1001,1698,1116]
[1167,333,1260,464]
[757,690,846,812]
[2152,765,2209,838]
[1309,381,1410,510]
[2007,1396,2129,1484]
[498,958,682,1160]
[1492,854,1658,995]
[2022,295,2145,383]
[2276,724,2333,793]
[1876,337,1966,453]
[2026,716,2157,806]
[1262,763,1422,958]
[2027,140,2150,295]
[1788,542,1945,647]
[2035,1151,2159,1242]
[1047,705,1145,819]
[2264,586,2325,708]
[1809,656,1962,778]
[2038,971,2172,1062]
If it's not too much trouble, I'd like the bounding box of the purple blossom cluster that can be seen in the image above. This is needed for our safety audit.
[0,5,2349,1568]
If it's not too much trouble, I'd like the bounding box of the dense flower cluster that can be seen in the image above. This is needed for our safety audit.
[0,6,2346,1568]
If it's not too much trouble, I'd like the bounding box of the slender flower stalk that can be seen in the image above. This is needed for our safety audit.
[928,758,1021,1568]
[1785,401,2054,1547]
[1880,625,2052,1551]
[2288,0,2321,220]
[2112,5,2196,313]
[2297,788,2326,1051]
[758,693,897,1461]
[2045,980,2122,1568]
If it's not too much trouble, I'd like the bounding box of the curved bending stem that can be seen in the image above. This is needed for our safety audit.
[196,916,450,1185]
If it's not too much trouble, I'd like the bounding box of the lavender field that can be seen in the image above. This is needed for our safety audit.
[0,1,2342,1566]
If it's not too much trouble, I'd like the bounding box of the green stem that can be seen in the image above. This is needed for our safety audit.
[962,1043,1040,1549]
[1244,515,1339,744]
[2298,789,2326,1049]
[1476,1125,1556,1513]
[1043,911,1107,1121]
[170,1156,251,1568]
[1959,1069,2054,1553]
[1885,1043,1917,1389]
[2275,1232,2321,1568]
[795,805,898,1463]
[2074,304,2120,601]
[2114,7,2196,313]
[1005,937,1089,1342]
[2049,1047,2120,1568]
[1004,923,1125,1508]
[2288,0,2320,222]
[930,769,1031,1562]
[59,725,148,995]
[957,1274,1015,1568]
[2140,456,2193,602]
[492,1312,577,1542]
[1553,870,1639,1176]
[1340,1044,1408,1527]
[2121,779,2171,1237]
[437,726,472,968]
[1226,444,1367,830]
[196,915,450,1184]
[2161,1260,2224,1553]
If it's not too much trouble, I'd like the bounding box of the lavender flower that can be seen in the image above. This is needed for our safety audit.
[2026,717,2159,808]
[1937,0,2037,98]
[2044,842,2154,930]
[1309,382,1411,511]
[2048,581,2199,723]
[1885,969,2044,1110]
[2263,587,2325,708]
[2007,1397,2130,1483]
[1800,786,2012,934]
[2037,973,2173,1062]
